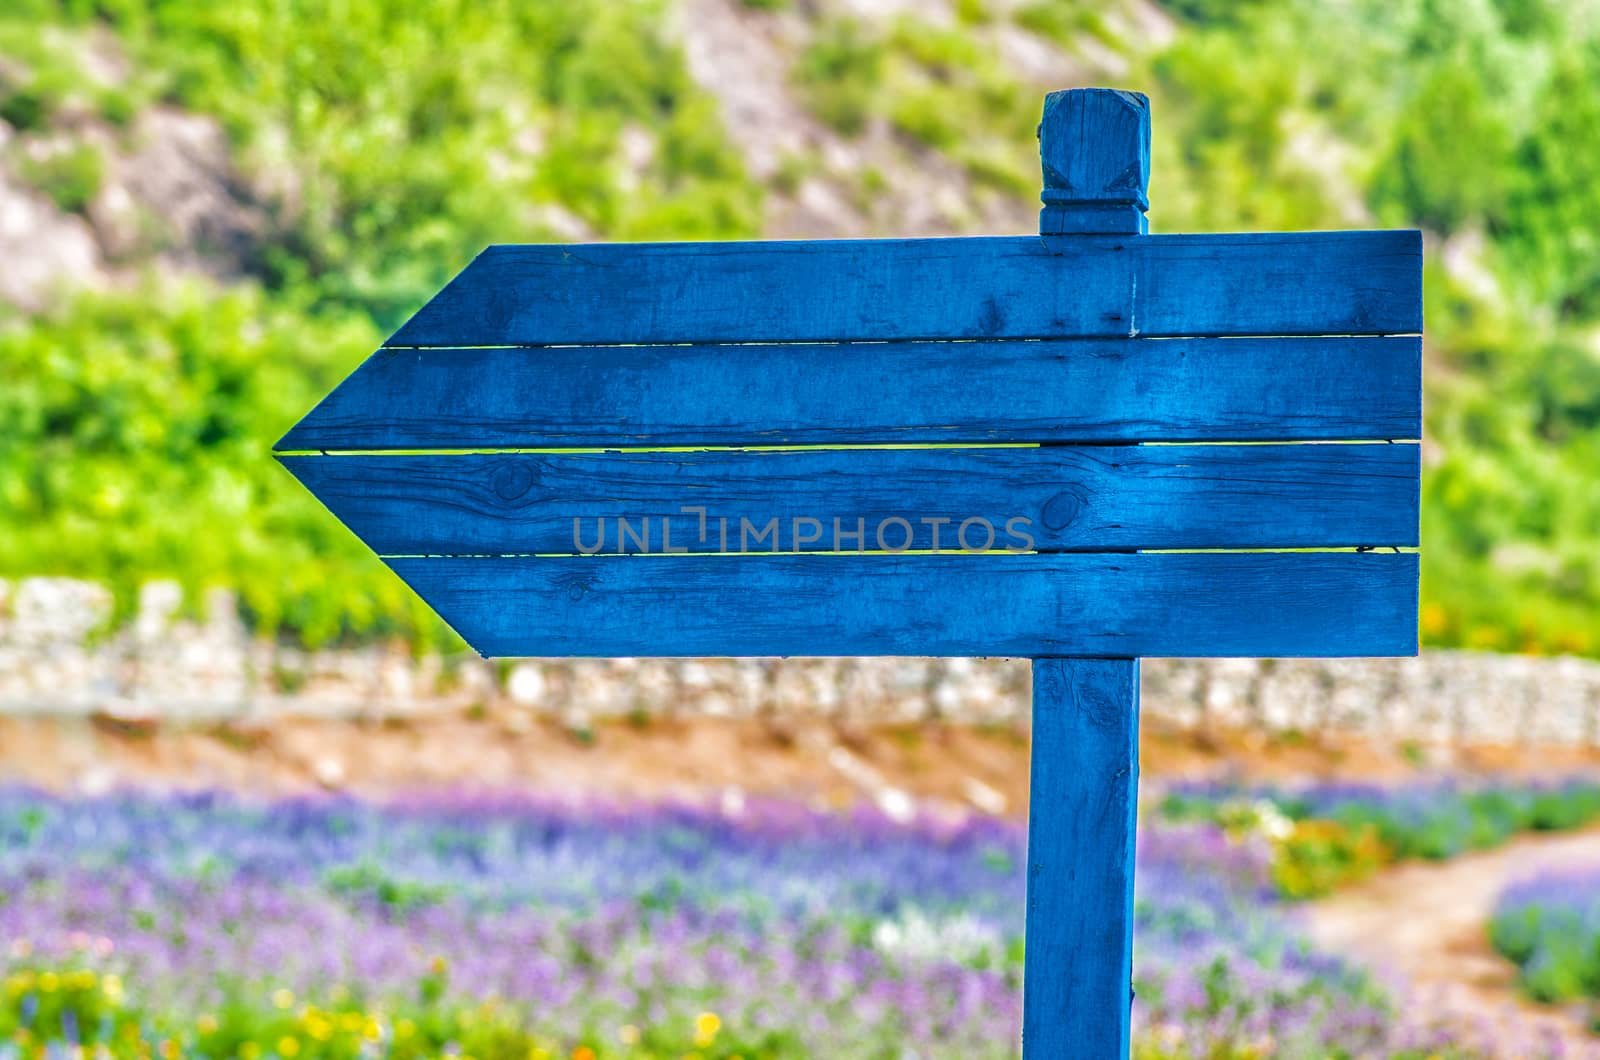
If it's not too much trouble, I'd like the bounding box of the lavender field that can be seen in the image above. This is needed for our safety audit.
[1493,867,1600,1020]
[0,786,1558,1059]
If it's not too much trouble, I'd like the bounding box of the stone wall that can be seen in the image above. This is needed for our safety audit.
[3,577,1599,745]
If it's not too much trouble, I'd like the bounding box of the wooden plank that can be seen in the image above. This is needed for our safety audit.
[279,444,1419,556]
[382,552,1419,658]
[276,336,1421,451]
[385,231,1421,348]
[1023,658,1138,1058]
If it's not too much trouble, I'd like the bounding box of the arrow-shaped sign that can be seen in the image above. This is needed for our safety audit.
[275,88,1421,1059]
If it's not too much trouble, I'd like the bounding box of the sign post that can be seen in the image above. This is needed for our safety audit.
[277,88,1421,1057]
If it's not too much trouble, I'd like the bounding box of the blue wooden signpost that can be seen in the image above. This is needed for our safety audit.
[277,89,1421,1057]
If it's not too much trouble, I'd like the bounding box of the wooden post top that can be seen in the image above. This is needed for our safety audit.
[1038,88,1150,236]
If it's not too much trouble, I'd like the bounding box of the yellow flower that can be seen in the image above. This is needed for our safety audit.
[102,974,124,1004]
[240,1044,262,1060]
[197,1015,219,1035]
[272,988,295,1010]
[277,1036,301,1058]
[618,1024,641,1045]
[430,955,449,975]
[39,972,59,993]
[159,1040,178,1060]
[693,1012,721,1047]
[362,1018,381,1042]
[572,1047,596,1060]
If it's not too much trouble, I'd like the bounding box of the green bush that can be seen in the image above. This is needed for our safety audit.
[1489,886,1600,1008]
[794,18,886,137]
[0,285,448,646]
[1271,820,1390,900]
[16,141,103,214]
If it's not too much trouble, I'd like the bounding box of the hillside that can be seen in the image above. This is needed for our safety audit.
[2,0,1598,655]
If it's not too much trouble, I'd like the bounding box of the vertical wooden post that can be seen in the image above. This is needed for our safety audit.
[1022,658,1141,1058]
[1024,88,1150,1059]
[1037,88,1150,236]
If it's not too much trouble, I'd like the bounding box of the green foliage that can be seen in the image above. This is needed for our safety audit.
[1012,2,1113,47]
[0,84,47,130]
[29,0,761,329]
[793,19,886,137]
[1370,60,1515,233]
[0,968,145,1051]
[1489,894,1600,1007]
[322,861,450,912]
[885,18,1037,164]
[16,141,102,214]
[0,19,150,131]
[1270,820,1391,900]
[796,16,1036,192]
[954,0,992,25]
[1164,780,1600,898]
[0,284,449,647]
[1420,264,1600,655]
[0,966,787,1060]
[1497,41,1600,315]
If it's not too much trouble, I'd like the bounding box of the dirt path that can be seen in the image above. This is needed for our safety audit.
[1305,826,1600,1055]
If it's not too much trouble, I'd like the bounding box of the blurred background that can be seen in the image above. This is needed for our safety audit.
[3,0,1600,1057]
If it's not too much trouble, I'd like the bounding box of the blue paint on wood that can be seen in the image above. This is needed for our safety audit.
[276,336,1421,452]
[384,231,1421,348]
[1038,89,1149,235]
[381,552,1419,659]
[278,443,1420,556]
[1023,657,1139,1059]
[274,85,1426,1060]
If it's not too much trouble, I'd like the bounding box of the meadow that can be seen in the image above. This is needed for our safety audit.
[0,785,1573,1060]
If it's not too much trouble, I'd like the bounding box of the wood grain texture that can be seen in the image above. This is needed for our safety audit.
[1038,88,1150,235]
[1023,657,1139,1059]
[384,231,1422,348]
[381,552,1419,658]
[276,336,1421,451]
[279,444,1419,556]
